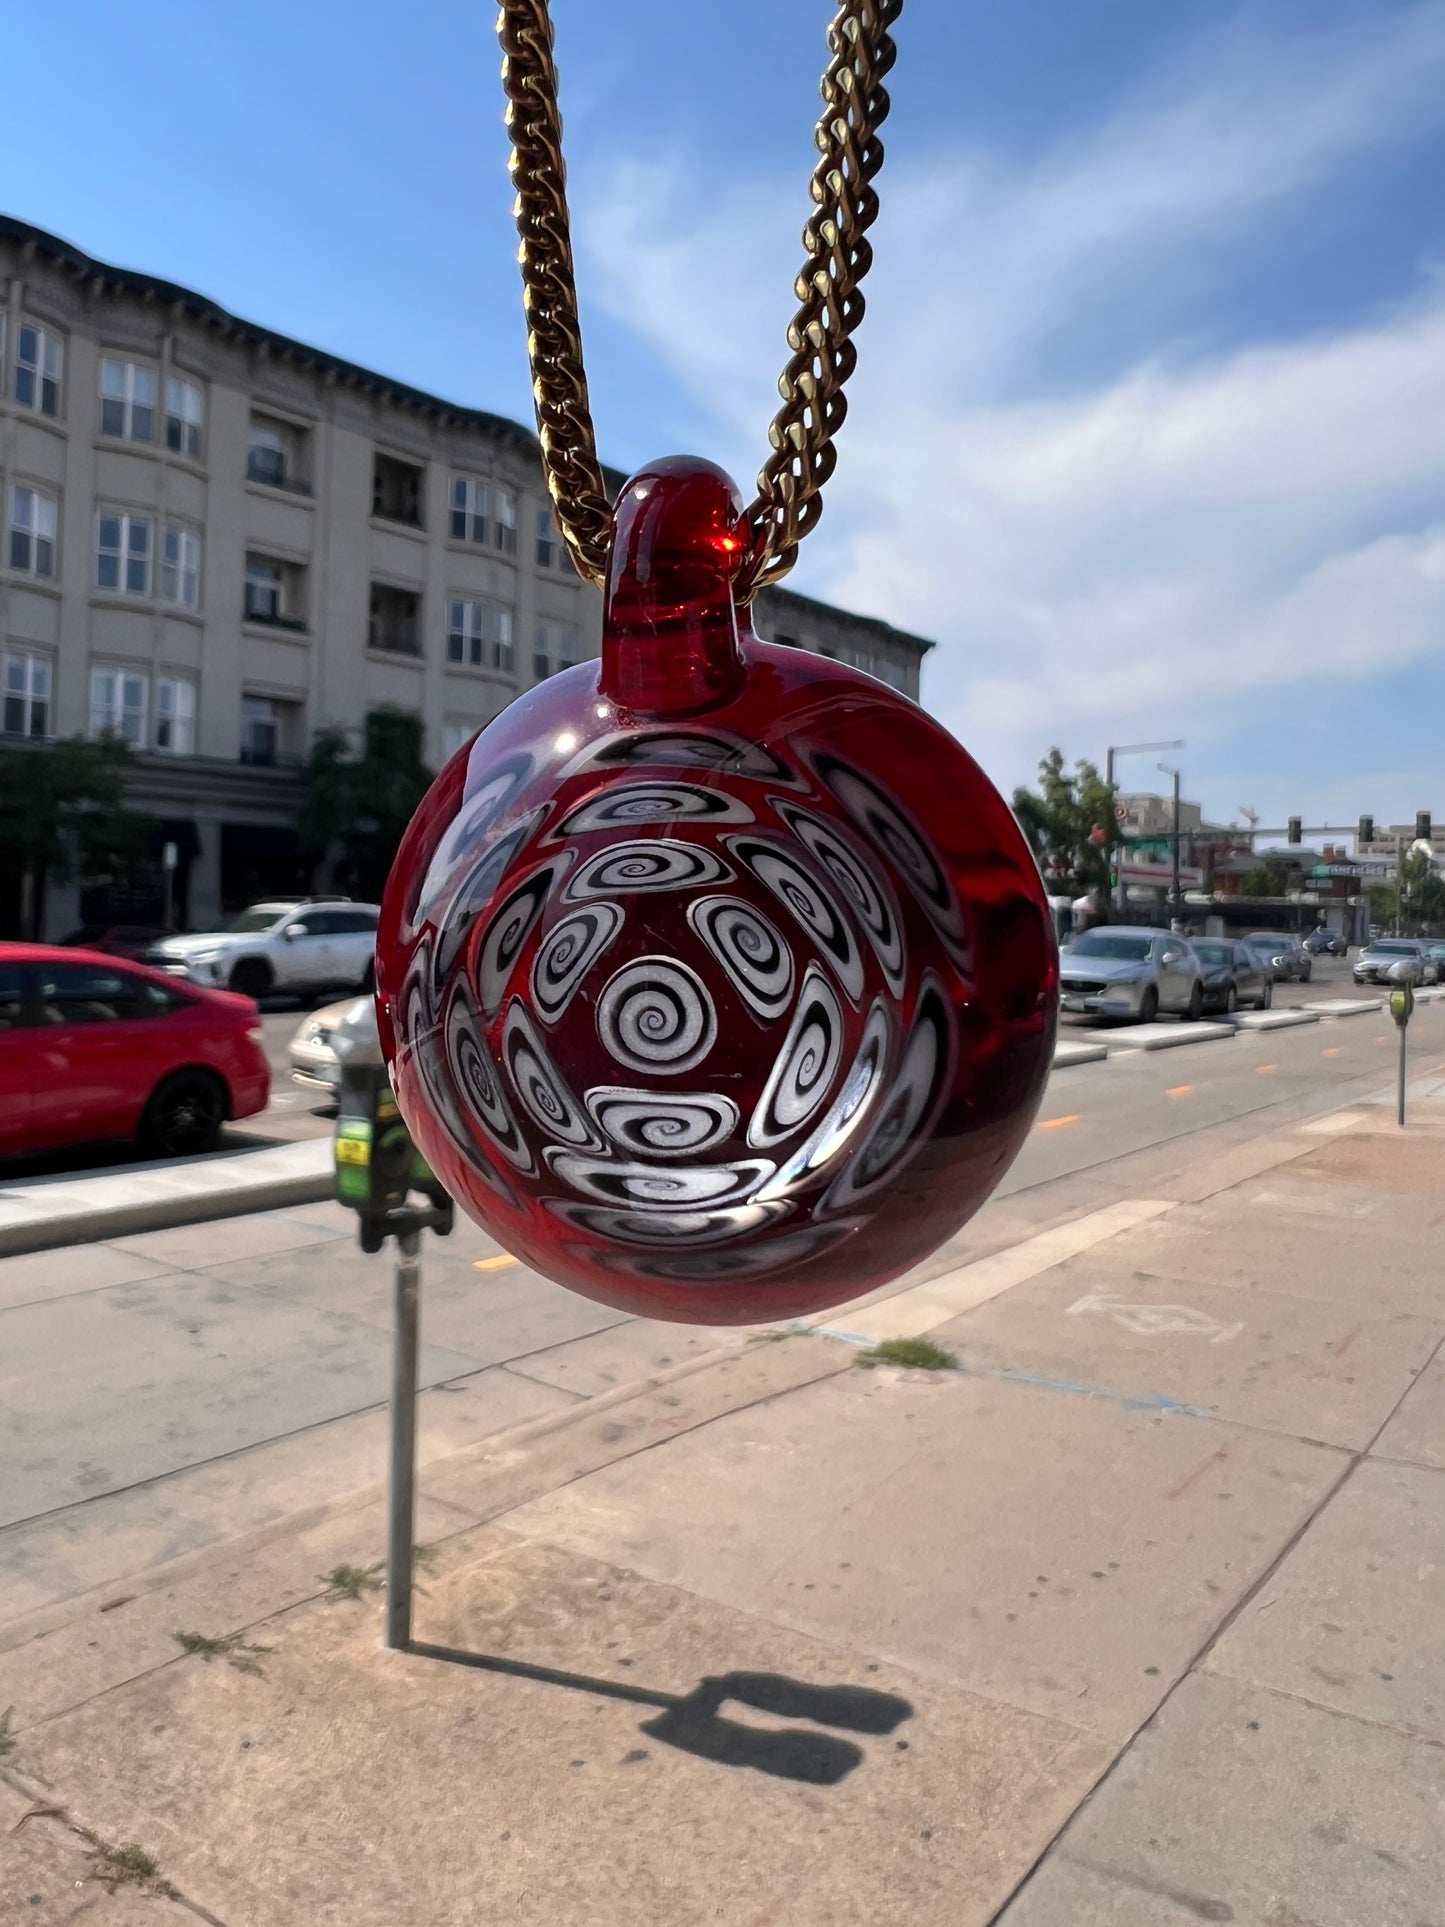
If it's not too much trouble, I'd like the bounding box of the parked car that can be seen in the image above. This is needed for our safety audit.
[1243,932,1312,982]
[1302,927,1348,957]
[1057,926,1207,1023]
[0,943,269,1162]
[1428,943,1445,979]
[1353,938,1440,986]
[288,996,368,1098]
[147,898,379,1001]
[60,924,175,962]
[1190,938,1274,1014]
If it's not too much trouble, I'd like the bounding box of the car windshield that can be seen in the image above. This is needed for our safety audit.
[222,908,288,934]
[1371,941,1416,954]
[1194,943,1233,965]
[1066,935,1153,962]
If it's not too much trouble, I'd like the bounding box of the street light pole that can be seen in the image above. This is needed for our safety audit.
[1106,739,1185,920]
[1158,763,1182,912]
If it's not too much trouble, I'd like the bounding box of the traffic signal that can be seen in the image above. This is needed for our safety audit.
[1358,814,1374,845]
[1417,811,1432,843]
[1287,816,1302,844]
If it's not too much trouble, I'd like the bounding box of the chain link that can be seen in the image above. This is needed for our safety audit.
[498,0,902,600]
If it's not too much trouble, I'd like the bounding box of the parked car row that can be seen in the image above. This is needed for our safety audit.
[1057,928,1272,1023]
[0,942,270,1163]
[146,897,380,1000]
[1353,939,1445,986]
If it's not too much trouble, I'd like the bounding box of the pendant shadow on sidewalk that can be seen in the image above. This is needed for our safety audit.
[409,1642,913,1784]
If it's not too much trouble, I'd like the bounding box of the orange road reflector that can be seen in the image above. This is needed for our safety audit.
[1166,1085,1194,1098]
[473,1253,518,1271]
[1036,1114,1081,1131]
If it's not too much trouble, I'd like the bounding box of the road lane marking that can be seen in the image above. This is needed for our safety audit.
[1165,1085,1193,1099]
[1322,1047,1342,1057]
[1037,1114,1081,1131]
[1255,1064,1279,1075]
[473,1254,518,1271]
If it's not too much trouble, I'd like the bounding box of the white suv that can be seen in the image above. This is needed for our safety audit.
[148,899,380,1001]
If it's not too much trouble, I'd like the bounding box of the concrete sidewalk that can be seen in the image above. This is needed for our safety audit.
[4,1074,1445,1922]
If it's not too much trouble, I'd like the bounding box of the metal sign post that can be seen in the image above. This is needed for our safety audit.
[332,1005,454,1652]
[1389,977,1415,1128]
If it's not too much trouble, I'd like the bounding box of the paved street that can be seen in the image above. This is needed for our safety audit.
[2,994,1442,1922]
[0,998,1425,1622]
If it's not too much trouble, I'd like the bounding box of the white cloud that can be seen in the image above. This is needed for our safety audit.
[575,6,1445,807]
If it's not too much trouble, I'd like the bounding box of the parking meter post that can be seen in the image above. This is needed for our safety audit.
[1399,1024,1407,1129]
[386,1229,421,1652]
[1388,976,1414,1129]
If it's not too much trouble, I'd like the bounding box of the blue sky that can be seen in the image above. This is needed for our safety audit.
[9,0,1445,839]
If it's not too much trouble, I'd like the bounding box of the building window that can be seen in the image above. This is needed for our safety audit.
[243,552,306,629]
[533,620,579,682]
[239,695,280,766]
[369,583,421,656]
[3,649,51,738]
[372,453,424,527]
[446,600,513,670]
[450,476,488,543]
[443,722,475,760]
[90,667,149,746]
[96,511,152,596]
[161,524,201,609]
[247,413,309,492]
[8,485,57,578]
[15,323,62,416]
[495,487,517,553]
[99,358,157,442]
[166,376,205,458]
[155,674,196,754]
[536,506,556,568]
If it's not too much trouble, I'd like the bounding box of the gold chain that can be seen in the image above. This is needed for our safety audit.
[497,0,903,601]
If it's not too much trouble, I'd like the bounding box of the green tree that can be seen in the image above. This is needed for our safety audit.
[298,708,434,904]
[1012,748,1118,902]
[1237,858,1298,900]
[1384,845,1445,935]
[0,736,152,938]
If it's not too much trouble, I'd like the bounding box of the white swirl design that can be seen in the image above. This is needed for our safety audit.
[475,859,569,1017]
[564,840,731,901]
[530,902,623,1024]
[748,964,844,1148]
[414,754,534,921]
[824,974,954,1209]
[726,835,865,1005]
[444,986,532,1173]
[774,802,906,997]
[757,999,890,1198]
[586,1088,739,1159]
[502,1003,602,1150]
[814,754,969,962]
[432,817,543,995]
[546,1154,774,1210]
[686,895,795,1018]
[597,958,717,1074]
[560,783,754,833]
[584,727,805,785]
[543,1198,786,1247]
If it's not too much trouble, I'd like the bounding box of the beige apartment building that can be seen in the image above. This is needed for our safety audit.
[0,214,932,936]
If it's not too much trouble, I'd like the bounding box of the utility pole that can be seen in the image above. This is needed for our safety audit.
[1157,762,1183,914]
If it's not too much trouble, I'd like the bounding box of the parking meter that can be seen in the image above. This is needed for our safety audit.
[1387,965,1415,1127]
[332,999,452,1252]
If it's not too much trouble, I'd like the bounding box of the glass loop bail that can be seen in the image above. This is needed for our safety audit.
[599,456,750,718]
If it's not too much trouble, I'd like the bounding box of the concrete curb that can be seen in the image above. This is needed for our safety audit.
[1053,1040,1110,1067]
[1229,1009,1322,1032]
[1312,997,1384,1016]
[0,1138,333,1259]
[1088,1020,1236,1052]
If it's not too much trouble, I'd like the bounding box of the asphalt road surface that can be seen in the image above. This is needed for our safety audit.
[5,995,1441,1628]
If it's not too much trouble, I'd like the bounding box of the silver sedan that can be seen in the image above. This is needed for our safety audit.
[1057,927,1207,1024]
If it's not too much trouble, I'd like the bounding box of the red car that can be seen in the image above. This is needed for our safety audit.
[0,943,270,1162]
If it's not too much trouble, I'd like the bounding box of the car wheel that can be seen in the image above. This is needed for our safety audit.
[1259,982,1274,1010]
[1225,984,1239,1014]
[230,957,273,1000]
[1186,982,1205,1022]
[1137,986,1159,1025]
[140,1069,227,1159]
[1302,963,1312,982]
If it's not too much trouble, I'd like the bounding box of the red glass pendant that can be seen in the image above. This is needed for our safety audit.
[377,457,1057,1325]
